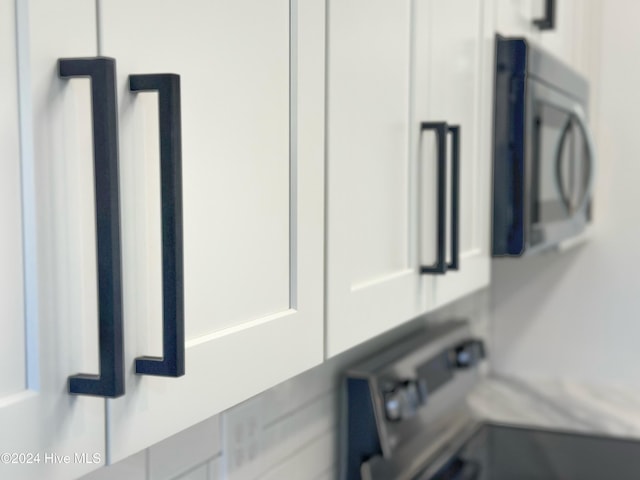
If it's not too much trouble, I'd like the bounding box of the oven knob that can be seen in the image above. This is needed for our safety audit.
[384,392,402,422]
[452,339,486,369]
[383,380,423,422]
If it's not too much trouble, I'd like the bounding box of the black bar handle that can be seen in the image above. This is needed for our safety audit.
[447,126,460,271]
[420,122,447,275]
[59,57,125,398]
[130,74,185,378]
[533,0,556,30]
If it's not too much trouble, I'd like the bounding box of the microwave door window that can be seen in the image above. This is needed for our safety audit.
[533,102,589,227]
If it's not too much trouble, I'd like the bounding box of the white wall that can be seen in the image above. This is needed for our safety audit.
[80,291,489,480]
[491,0,640,387]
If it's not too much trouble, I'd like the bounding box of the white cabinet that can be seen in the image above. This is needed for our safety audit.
[96,0,325,462]
[1,0,597,475]
[535,0,575,62]
[2,0,324,472]
[496,0,539,37]
[325,0,428,357]
[326,0,493,356]
[414,0,492,308]
[535,0,598,78]
[0,1,107,479]
[0,0,26,406]
[497,0,594,77]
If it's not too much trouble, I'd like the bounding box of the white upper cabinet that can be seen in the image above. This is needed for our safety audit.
[0,1,107,479]
[497,0,593,77]
[535,0,598,78]
[325,0,428,357]
[97,0,325,462]
[414,0,492,308]
[326,0,494,356]
[496,0,539,37]
[534,0,575,62]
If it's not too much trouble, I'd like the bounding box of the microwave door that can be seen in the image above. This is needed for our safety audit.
[528,80,595,252]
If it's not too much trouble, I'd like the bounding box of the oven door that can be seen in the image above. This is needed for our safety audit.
[526,79,595,252]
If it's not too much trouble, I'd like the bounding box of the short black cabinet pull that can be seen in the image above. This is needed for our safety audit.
[130,74,185,378]
[533,0,556,30]
[59,57,125,398]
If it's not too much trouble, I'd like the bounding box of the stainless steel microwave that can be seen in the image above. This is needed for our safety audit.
[492,36,595,256]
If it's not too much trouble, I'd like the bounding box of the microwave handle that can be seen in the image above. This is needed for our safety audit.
[569,105,596,219]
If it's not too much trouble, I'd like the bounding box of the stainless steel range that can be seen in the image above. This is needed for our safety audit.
[341,321,640,479]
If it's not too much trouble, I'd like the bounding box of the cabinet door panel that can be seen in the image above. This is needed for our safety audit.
[415,0,491,307]
[0,1,107,479]
[0,0,26,400]
[326,0,427,357]
[100,0,324,461]
[537,0,588,72]
[496,0,537,37]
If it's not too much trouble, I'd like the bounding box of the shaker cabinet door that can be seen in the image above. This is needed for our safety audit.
[536,0,596,77]
[414,0,491,308]
[496,0,538,37]
[535,0,575,61]
[98,0,325,462]
[325,0,428,357]
[0,1,107,479]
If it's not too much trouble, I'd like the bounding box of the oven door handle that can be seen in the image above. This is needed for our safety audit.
[568,104,596,219]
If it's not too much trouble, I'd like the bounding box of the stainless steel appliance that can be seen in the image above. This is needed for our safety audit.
[341,321,640,479]
[492,36,596,256]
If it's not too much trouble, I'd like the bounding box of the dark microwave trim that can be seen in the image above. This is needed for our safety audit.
[492,37,527,255]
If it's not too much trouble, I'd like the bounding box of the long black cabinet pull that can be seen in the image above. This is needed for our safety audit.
[533,0,556,30]
[420,122,448,274]
[420,122,461,275]
[447,125,460,271]
[130,74,185,378]
[59,57,125,398]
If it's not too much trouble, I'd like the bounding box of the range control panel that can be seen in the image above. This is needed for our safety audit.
[342,321,486,480]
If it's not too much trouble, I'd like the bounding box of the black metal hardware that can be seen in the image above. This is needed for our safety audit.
[447,126,460,271]
[130,74,185,378]
[420,122,448,274]
[533,0,556,30]
[420,122,461,274]
[59,57,125,398]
